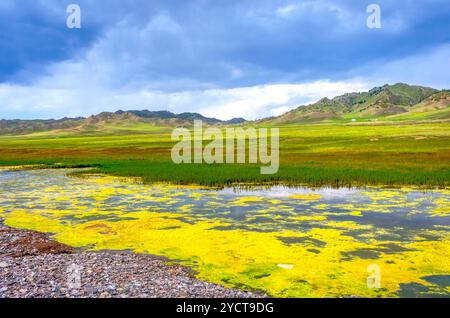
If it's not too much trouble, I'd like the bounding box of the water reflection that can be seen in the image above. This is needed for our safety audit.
[0,168,449,297]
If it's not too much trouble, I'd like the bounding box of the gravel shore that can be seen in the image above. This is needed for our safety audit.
[0,219,262,298]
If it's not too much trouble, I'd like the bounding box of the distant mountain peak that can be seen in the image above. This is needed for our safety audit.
[263,83,446,124]
[318,97,332,103]
[0,83,448,135]
[0,109,247,135]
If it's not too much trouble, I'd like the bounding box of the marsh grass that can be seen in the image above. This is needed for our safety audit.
[0,122,449,187]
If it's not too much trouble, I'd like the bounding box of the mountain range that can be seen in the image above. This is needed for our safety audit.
[0,110,246,135]
[263,83,449,124]
[0,83,449,135]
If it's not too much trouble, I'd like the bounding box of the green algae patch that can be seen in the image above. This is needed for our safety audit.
[0,169,449,297]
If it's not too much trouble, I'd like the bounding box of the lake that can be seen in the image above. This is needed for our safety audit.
[0,168,449,297]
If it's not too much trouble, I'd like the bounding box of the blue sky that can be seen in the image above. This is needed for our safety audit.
[1,0,449,120]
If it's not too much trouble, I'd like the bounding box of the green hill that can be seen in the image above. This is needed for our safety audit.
[266,83,447,124]
[0,110,246,135]
[1,83,448,136]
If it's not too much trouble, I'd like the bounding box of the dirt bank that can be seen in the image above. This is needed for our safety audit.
[0,219,261,298]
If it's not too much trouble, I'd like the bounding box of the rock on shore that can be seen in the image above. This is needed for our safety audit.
[0,220,261,298]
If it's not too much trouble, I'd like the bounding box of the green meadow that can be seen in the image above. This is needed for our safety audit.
[0,122,449,187]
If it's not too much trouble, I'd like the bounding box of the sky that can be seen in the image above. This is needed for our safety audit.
[0,0,449,120]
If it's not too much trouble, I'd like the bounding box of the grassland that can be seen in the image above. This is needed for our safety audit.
[0,121,449,188]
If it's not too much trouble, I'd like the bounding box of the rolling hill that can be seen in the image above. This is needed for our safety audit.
[0,110,246,135]
[0,83,449,135]
[265,83,449,124]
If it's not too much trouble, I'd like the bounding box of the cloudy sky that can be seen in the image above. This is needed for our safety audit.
[1,0,449,120]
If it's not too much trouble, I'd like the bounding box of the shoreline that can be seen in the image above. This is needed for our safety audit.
[0,219,263,298]
[1,165,449,191]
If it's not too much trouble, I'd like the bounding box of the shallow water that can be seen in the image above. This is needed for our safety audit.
[0,169,449,297]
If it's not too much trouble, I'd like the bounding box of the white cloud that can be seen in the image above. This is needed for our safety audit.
[361,43,450,89]
[0,79,371,120]
[0,8,372,120]
[198,80,370,120]
[273,1,360,31]
[33,13,191,91]
[270,106,291,117]
[1,2,447,121]
[6,38,450,120]
[276,5,299,18]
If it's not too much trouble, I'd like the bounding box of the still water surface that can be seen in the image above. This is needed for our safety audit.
[0,169,449,297]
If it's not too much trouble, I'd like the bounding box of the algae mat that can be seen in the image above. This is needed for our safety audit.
[0,169,449,297]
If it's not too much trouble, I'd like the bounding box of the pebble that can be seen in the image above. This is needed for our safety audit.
[0,219,263,298]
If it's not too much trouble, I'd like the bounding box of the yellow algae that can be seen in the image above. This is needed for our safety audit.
[432,197,450,216]
[323,210,363,217]
[178,204,195,213]
[4,206,447,297]
[326,221,372,230]
[0,165,41,170]
[361,190,403,201]
[4,210,68,233]
[153,197,176,203]
[52,217,378,297]
[288,194,322,200]
[432,207,450,217]
[1,169,449,298]
[205,201,223,206]
[269,199,282,204]
[292,215,327,222]
[171,191,187,197]
[188,192,204,199]
[332,204,365,212]
[233,196,264,206]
